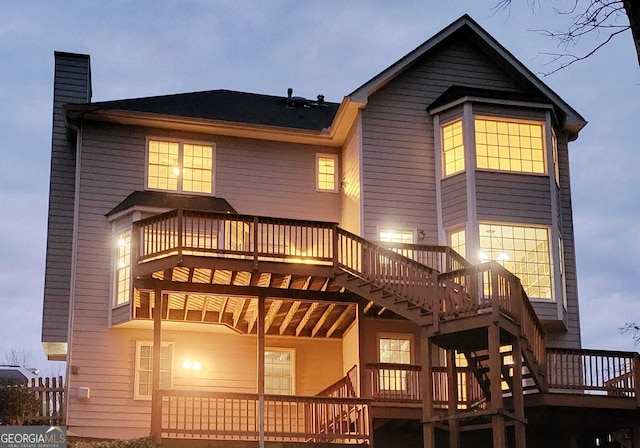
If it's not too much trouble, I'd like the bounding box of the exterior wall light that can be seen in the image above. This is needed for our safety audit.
[182,359,202,371]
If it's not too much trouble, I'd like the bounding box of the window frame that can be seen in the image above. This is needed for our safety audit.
[377,333,414,393]
[378,228,415,244]
[446,226,466,259]
[474,116,547,176]
[441,119,465,178]
[134,341,174,401]
[113,229,132,308]
[145,137,215,195]
[316,153,339,193]
[264,348,296,395]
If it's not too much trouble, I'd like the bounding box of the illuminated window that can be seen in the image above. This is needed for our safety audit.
[475,118,545,174]
[134,341,172,400]
[379,337,411,391]
[442,120,465,176]
[479,223,552,299]
[447,227,466,258]
[552,130,559,185]
[265,349,294,395]
[379,229,414,244]
[147,139,213,193]
[114,230,131,307]
[317,154,338,192]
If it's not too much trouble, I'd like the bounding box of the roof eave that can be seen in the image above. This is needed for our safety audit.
[65,105,342,147]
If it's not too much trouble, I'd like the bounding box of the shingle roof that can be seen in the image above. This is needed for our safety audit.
[106,191,237,217]
[79,89,340,131]
[428,86,551,113]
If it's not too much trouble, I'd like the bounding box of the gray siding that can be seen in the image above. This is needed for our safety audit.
[441,173,467,229]
[361,34,523,243]
[341,120,361,234]
[475,171,551,224]
[42,53,91,350]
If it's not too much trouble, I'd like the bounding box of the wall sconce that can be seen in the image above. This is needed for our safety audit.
[182,359,202,371]
[417,230,425,240]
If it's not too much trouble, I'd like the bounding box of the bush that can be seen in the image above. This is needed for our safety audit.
[0,378,41,425]
[69,438,155,448]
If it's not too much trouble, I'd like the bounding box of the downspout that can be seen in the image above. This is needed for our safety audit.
[64,116,82,425]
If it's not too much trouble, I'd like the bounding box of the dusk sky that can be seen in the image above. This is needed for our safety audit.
[1,1,638,372]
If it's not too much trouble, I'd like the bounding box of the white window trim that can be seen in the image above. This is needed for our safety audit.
[145,137,216,196]
[134,341,174,401]
[377,333,414,364]
[315,153,339,193]
[441,118,466,178]
[265,347,296,395]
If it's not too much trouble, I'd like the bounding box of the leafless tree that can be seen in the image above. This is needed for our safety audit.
[495,0,640,74]
[1,347,33,367]
[620,321,640,345]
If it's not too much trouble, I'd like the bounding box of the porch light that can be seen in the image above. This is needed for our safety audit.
[182,359,202,371]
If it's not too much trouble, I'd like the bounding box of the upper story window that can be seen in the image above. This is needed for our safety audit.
[552,130,560,185]
[442,119,465,176]
[147,139,214,194]
[447,227,466,258]
[479,222,552,300]
[316,153,338,192]
[114,230,132,307]
[475,118,545,174]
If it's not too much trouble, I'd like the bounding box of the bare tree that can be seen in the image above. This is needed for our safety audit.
[495,0,640,73]
[620,321,640,345]
[1,347,33,367]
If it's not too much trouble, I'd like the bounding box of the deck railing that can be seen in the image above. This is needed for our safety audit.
[316,365,358,398]
[547,348,639,399]
[364,363,422,402]
[379,242,470,273]
[157,390,371,444]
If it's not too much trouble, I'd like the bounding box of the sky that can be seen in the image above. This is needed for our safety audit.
[0,1,638,373]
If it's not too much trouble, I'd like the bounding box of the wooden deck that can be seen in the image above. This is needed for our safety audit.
[126,209,639,445]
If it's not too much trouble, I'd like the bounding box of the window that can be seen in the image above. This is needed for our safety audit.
[475,118,545,174]
[147,139,213,194]
[378,336,411,391]
[379,229,414,244]
[316,153,338,192]
[552,130,560,185]
[442,120,465,176]
[265,349,294,395]
[114,230,131,307]
[447,227,466,258]
[135,342,173,400]
[479,223,552,299]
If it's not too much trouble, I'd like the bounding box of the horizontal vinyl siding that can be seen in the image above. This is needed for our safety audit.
[475,171,552,224]
[43,53,91,346]
[472,104,548,122]
[341,120,361,234]
[67,328,343,438]
[361,35,524,243]
[441,173,467,228]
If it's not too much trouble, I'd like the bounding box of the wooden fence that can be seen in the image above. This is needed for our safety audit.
[26,376,65,425]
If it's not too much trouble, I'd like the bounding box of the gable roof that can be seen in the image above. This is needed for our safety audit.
[348,14,586,134]
[69,89,340,132]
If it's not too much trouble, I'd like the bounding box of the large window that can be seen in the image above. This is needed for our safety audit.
[479,223,552,299]
[378,336,412,391]
[135,342,173,400]
[114,230,131,307]
[316,154,338,192]
[442,120,465,176]
[147,139,213,194]
[475,118,545,174]
[265,349,294,395]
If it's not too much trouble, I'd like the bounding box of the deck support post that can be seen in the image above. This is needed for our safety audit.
[150,288,163,444]
[447,349,460,448]
[421,329,436,448]
[257,295,266,448]
[489,323,506,448]
[511,336,526,448]
[633,425,640,448]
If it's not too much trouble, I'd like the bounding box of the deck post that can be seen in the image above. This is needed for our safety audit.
[511,336,526,448]
[634,353,640,408]
[150,288,163,444]
[447,349,460,448]
[257,295,266,448]
[177,209,183,259]
[489,323,506,448]
[421,329,436,448]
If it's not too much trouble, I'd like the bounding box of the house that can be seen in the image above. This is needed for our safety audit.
[42,14,640,448]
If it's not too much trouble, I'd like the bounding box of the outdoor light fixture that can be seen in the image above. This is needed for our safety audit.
[182,359,202,371]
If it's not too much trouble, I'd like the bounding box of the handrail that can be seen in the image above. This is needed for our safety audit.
[379,241,470,272]
[316,365,358,398]
[547,348,639,400]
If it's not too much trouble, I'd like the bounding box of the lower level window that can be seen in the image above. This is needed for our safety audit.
[265,349,294,395]
[379,336,411,391]
[135,341,173,400]
[479,223,552,299]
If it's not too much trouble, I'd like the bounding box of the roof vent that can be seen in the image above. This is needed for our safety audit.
[317,95,325,105]
[286,88,310,108]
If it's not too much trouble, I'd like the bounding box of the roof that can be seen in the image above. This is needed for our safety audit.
[107,191,237,217]
[349,14,586,134]
[72,89,340,132]
[428,85,552,113]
